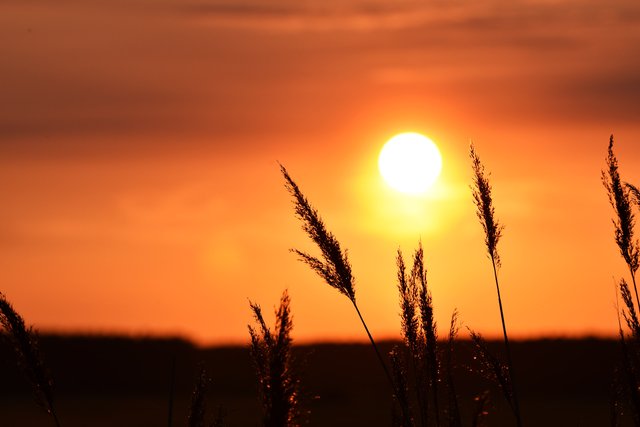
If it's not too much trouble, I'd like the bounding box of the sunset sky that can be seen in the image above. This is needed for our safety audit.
[2,0,640,344]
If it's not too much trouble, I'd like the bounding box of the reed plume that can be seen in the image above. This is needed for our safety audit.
[620,278,640,342]
[412,244,441,427]
[248,290,299,427]
[397,249,428,427]
[469,144,522,426]
[398,250,420,359]
[395,244,451,426]
[281,165,396,394]
[281,165,354,302]
[626,183,640,208]
[604,135,640,309]
[470,145,503,269]
[0,292,60,427]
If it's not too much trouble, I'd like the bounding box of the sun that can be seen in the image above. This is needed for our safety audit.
[378,132,443,194]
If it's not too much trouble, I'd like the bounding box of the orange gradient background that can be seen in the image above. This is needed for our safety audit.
[2,0,640,344]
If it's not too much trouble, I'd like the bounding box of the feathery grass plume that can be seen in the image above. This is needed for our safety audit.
[469,144,522,426]
[604,135,640,309]
[627,183,640,208]
[248,290,299,427]
[471,391,491,427]
[411,244,441,427]
[188,366,209,427]
[281,165,354,302]
[397,249,428,427]
[0,293,60,427]
[281,164,397,395]
[390,347,415,427]
[620,278,640,342]
[470,144,503,269]
[468,329,515,418]
[445,310,461,427]
[398,249,420,356]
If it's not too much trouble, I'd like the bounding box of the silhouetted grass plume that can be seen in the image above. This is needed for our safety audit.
[469,144,522,426]
[394,244,457,427]
[603,135,640,309]
[620,279,640,342]
[249,290,299,427]
[604,136,640,425]
[280,165,397,398]
[396,249,427,426]
[412,245,440,427]
[0,292,60,427]
[280,165,354,302]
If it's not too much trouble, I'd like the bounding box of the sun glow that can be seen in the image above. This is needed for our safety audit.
[378,133,443,194]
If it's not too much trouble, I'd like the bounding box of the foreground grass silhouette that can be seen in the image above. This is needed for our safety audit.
[3,136,640,426]
[469,144,521,426]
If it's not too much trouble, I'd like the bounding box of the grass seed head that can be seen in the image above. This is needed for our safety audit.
[470,144,504,268]
[281,165,355,302]
[0,293,57,421]
[603,135,640,276]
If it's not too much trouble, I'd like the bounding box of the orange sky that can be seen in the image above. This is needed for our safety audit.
[2,0,640,344]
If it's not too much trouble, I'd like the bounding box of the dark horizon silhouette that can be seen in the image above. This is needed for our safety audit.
[0,333,627,426]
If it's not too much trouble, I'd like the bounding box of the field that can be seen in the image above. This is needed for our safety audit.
[0,335,629,426]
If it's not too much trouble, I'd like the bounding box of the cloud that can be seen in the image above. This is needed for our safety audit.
[1,0,640,147]
[185,2,437,32]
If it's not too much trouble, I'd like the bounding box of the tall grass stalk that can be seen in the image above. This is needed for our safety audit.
[469,144,522,426]
[412,244,441,427]
[606,138,640,425]
[280,165,396,395]
[397,250,428,427]
[396,244,448,426]
[248,290,299,427]
[0,292,60,427]
[604,135,640,310]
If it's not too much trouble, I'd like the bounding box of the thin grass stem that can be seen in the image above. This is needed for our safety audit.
[491,258,522,427]
[631,272,640,316]
[351,300,395,390]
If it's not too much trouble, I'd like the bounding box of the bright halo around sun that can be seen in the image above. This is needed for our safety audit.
[378,132,443,194]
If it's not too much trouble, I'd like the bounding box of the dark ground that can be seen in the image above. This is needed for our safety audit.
[0,335,631,426]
